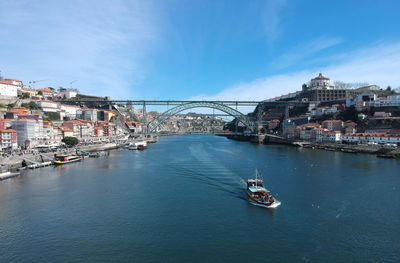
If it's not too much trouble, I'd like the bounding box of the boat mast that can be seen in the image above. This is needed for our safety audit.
[255,168,258,188]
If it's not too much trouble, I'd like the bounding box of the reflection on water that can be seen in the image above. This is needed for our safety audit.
[0,134,399,263]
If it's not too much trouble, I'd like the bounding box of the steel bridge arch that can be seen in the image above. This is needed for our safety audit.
[146,102,255,133]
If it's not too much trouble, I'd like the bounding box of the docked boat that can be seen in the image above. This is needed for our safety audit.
[128,140,147,150]
[0,171,20,181]
[341,148,357,153]
[246,169,281,208]
[377,154,396,159]
[54,154,82,165]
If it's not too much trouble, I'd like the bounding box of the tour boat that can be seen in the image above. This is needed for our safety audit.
[246,169,281,208]
[54,154,82,165]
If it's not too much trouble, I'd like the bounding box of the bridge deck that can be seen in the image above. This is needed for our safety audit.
[55,99,309,107]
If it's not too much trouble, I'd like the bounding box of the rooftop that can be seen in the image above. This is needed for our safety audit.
[0,129,16,133]
[313,73,330,80]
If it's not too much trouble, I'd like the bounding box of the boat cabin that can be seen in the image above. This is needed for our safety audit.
[247,179,264,188]
[54,154,79,162]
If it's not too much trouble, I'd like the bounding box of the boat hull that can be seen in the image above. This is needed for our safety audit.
[0,172,20,181]
[246,190,281,208]
[54,158,82,165]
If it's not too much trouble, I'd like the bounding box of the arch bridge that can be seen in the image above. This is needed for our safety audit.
[56,99,309,134]
[146,101,255,133]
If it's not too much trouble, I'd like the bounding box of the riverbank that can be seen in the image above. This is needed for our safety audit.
[0,135,158,171]
[221,133,400,158]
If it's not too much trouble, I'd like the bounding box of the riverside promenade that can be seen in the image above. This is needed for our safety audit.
[218,132,400,158]
[0,142,122,170]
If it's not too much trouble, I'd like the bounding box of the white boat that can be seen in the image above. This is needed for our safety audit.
[127,140,147,150]
[0,171,20,180]
[54,154,82,165]
[246,169,281,208]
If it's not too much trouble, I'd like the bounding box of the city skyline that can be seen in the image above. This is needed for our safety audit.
[1,0,400,100]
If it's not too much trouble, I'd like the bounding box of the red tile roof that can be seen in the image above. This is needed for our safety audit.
[0,80,18,85]
[0,129,16,133]
[313,73,329,80]
[36,88,53,93]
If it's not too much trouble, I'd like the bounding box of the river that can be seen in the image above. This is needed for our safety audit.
[0,135,399,262]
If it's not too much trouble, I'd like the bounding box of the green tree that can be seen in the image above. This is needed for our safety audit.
[7,103,15,110]
[21,102,39,110]
[29,101,39,109]
[21,92,30,99]
[338,106,358,122]
[62,137,79,147]
[44,112,60,120]
[38,91,43,95]
[260,127,267,134]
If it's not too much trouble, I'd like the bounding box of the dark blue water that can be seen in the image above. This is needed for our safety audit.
[0,135,399,262]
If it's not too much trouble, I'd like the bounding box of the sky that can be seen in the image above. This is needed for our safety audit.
[1,0,400,103]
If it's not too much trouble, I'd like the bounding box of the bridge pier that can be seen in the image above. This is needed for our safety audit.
[142,101,147,135]
[284,105,289,119]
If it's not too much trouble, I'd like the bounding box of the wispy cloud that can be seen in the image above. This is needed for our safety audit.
[272,36,343,69]
[262,0,287,43]
[0,0,160,98]
[192,42,400,108]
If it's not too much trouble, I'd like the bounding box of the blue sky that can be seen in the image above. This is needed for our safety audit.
[1,0,400,101]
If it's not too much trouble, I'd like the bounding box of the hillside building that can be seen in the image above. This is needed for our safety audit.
[11,119,37,148]
[299,73,357,102]
[0,78,22,97]
[0,129,18,149]
[59,89,78,99]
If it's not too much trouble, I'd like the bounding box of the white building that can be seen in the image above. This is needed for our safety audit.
[38,100,59,111]
[37,100,68,120]
[355,85,380,93]
[342,133,400,145]
[0,129,18,149]
[325,131,342,143]
[0,79,21,97]
[309,73,331,90]
[346,93,377,109]
[61,104,80,119]
[60,89,78,99]
[368,95,400,107]
[311,106,339,117]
